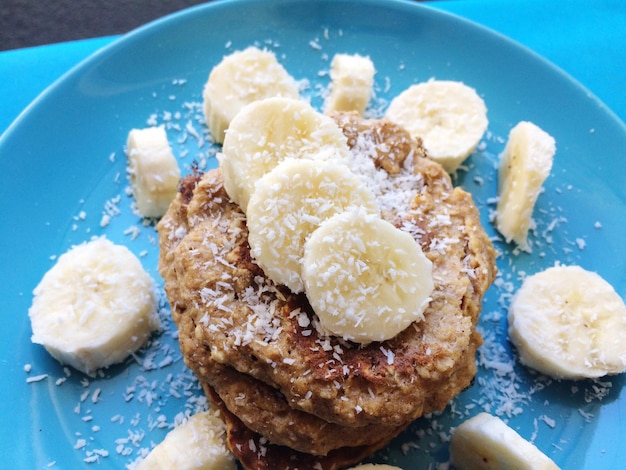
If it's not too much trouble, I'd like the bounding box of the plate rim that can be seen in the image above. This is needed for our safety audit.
[1,1,625,468]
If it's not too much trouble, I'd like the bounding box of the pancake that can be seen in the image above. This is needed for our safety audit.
[157,112,496,464]
[202,382,400,470]
[203,361,409,455]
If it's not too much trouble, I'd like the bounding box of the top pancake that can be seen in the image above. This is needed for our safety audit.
[158,112,497,429]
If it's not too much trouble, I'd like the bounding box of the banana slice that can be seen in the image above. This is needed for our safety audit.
[508,265,626,380]
[203,46,300,144]
[302,207,433,343]
[325,53,376,115]
[136,411,236,470]
[495,121,556,252]
[28,237,160,376]
[126,126,181,218]
[247,158,379,293]
[450,412,559,470]
[219,96,350,211]
[385,79,488,173]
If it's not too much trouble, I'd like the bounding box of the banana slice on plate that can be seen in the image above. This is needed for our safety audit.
[302,207,434,343]
[219,96,350,211]
[126,126,181,219]
[203,46,300,144]
[325,53,376,115]
[495,121,556,252]
[28,237,160,376]
[136,411,236,470]
[247,158,379,293]
[508,265,626,380]
[385,79,488,173]
[450,412,559,469]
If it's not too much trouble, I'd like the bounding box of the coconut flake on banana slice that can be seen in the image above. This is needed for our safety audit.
[247,158,379,293]
[29,237,160,376]
[302,207,433,343]
[219,96,350,212]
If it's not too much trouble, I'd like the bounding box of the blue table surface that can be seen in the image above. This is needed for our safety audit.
[1,0,625,136]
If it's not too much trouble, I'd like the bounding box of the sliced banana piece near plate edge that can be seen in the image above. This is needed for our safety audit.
[450,412,559,469]
[29,237,160,376]
[508,265,626,380]
[495,121,556,252]
[135,411,236,470]
[324,53,376,116]
[126,126,181,219]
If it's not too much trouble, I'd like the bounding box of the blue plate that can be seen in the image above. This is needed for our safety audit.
[1,0,625,468]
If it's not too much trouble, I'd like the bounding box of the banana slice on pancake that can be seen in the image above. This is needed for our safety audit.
[247,158,379,293]
[302,207,434,343]
[219,97,350,212]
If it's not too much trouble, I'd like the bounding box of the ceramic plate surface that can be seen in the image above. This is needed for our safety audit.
[1,0,625,468]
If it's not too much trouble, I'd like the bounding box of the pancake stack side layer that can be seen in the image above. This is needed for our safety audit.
[157,112,497,469]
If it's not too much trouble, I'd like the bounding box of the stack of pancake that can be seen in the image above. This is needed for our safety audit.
[157,112,496,469]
